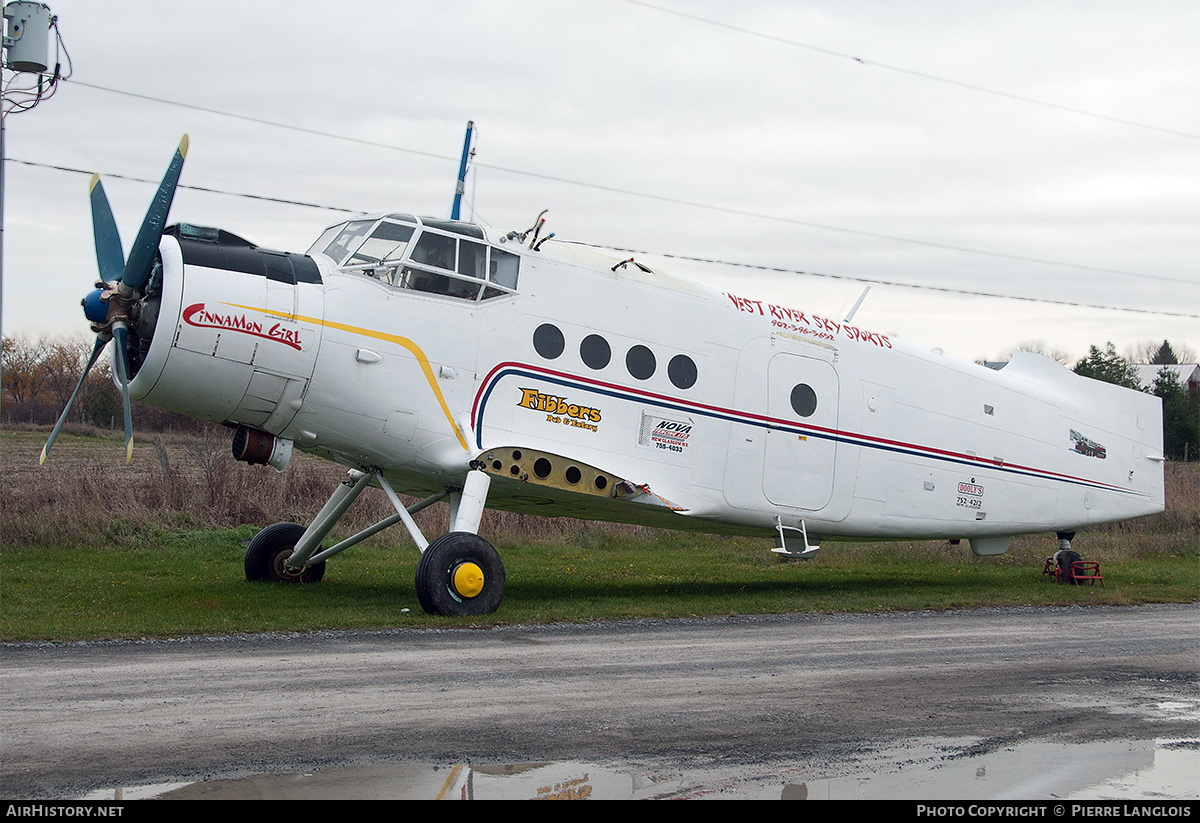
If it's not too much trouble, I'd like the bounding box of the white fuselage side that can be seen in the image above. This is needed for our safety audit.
[129,219,1165,546]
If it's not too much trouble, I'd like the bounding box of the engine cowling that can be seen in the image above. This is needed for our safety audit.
[125,225,326,436]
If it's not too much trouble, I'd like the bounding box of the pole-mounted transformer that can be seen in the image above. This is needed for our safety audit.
[3,1,51,73]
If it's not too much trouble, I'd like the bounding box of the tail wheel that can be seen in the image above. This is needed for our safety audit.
[415,532,506,616]
[245,522,326,583]
[1056,549,1082,585]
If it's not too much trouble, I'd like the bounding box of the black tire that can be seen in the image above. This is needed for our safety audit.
[415,532,506,616]
[1056,550,1082,585]
[244,522,326,583]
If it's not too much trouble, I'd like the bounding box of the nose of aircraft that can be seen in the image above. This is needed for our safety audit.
[40,136,189,465]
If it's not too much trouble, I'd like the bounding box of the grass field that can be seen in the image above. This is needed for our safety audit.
[2,425,1197,640]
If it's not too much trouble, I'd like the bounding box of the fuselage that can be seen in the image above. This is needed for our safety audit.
[126,215,1166,548]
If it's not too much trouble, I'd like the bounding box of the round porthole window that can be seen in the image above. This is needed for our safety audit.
[668,354,697,390]
[580,334,611,370]
[790,383,818,417]
[533,323,565,359]
[626,345,656,380]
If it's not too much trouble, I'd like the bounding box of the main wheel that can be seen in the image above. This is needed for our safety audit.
[245,522,326,583]
[415,532,506,616]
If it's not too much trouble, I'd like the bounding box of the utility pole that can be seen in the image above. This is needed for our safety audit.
[1,1,59,346]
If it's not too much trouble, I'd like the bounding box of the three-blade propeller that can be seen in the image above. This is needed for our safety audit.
[40,136,189,465]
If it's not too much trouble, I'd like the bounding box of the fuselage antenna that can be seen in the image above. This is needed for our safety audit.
[843,284,873,323]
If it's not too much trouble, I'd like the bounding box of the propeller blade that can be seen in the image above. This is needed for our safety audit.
[111,324,134,464]
[119,134,188,292]
[89,174,125,284]
[39,336,110,465]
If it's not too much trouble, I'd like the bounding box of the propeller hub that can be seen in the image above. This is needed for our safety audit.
[81,287,108,325]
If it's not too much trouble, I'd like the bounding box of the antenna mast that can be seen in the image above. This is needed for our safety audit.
[450,120,474,221]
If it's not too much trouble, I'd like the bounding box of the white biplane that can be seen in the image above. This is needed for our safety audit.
[42,137,1166,615]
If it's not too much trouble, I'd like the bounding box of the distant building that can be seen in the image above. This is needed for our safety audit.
[1133,363,1200,398]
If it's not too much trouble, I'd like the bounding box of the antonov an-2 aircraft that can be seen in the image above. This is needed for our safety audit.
[42,137,1166,615]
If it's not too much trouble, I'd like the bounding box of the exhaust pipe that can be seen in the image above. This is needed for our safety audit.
[232,425,294,473]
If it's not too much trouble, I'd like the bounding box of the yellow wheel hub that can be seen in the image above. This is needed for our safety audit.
[452,562,485,599]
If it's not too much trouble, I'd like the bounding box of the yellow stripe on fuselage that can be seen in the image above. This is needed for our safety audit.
[223,303,470,452]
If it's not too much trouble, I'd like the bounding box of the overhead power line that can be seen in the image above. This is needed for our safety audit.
[576,242,1199,320]
[620,0,1199,140]
[11,157,1194,320]
[57,79,1194,286]
[7,158,365,214]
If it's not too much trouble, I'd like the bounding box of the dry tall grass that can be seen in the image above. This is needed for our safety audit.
[1,424,633,550]
[2,424,1197,559]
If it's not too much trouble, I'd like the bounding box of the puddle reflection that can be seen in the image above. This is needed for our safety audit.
[82,737,1198,800]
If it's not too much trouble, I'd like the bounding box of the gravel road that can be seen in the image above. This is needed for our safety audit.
[3,603,1197,799]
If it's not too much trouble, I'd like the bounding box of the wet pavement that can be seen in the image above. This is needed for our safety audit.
[7,604,1198,800]
[81,734,1198,800]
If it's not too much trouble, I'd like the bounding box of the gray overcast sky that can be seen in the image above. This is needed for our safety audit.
[2,0,1196,365]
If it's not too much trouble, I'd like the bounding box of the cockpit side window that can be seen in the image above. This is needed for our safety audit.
[350,222,415,265]
[319,220,375,265]
[458,240,487,280]
[410,232,457,271]
[401,232,483,299]
[318,219,520,301]
[343,221,416,283]
[490,249,519,290]
[307,224,343,258]
[481,248,519,300]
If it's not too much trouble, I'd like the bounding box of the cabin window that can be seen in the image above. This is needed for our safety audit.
[790,383,818,417]
[626,345,656,380]
[580,335,611,370]
[668,354,697,389]
[534,324,565,359]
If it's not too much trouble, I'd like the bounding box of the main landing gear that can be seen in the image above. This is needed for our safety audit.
[243,466,505,616]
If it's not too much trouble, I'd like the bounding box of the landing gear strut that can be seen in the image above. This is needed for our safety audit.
[242,466,504,615]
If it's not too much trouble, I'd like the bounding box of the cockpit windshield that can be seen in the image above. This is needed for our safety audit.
[308,216,518,301]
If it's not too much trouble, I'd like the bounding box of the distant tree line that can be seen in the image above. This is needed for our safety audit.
[3,334,1198,459]
[1,336,201,433]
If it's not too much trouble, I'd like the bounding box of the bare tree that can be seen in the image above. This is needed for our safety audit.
[1,336,49,408]
[40,338,93,415]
